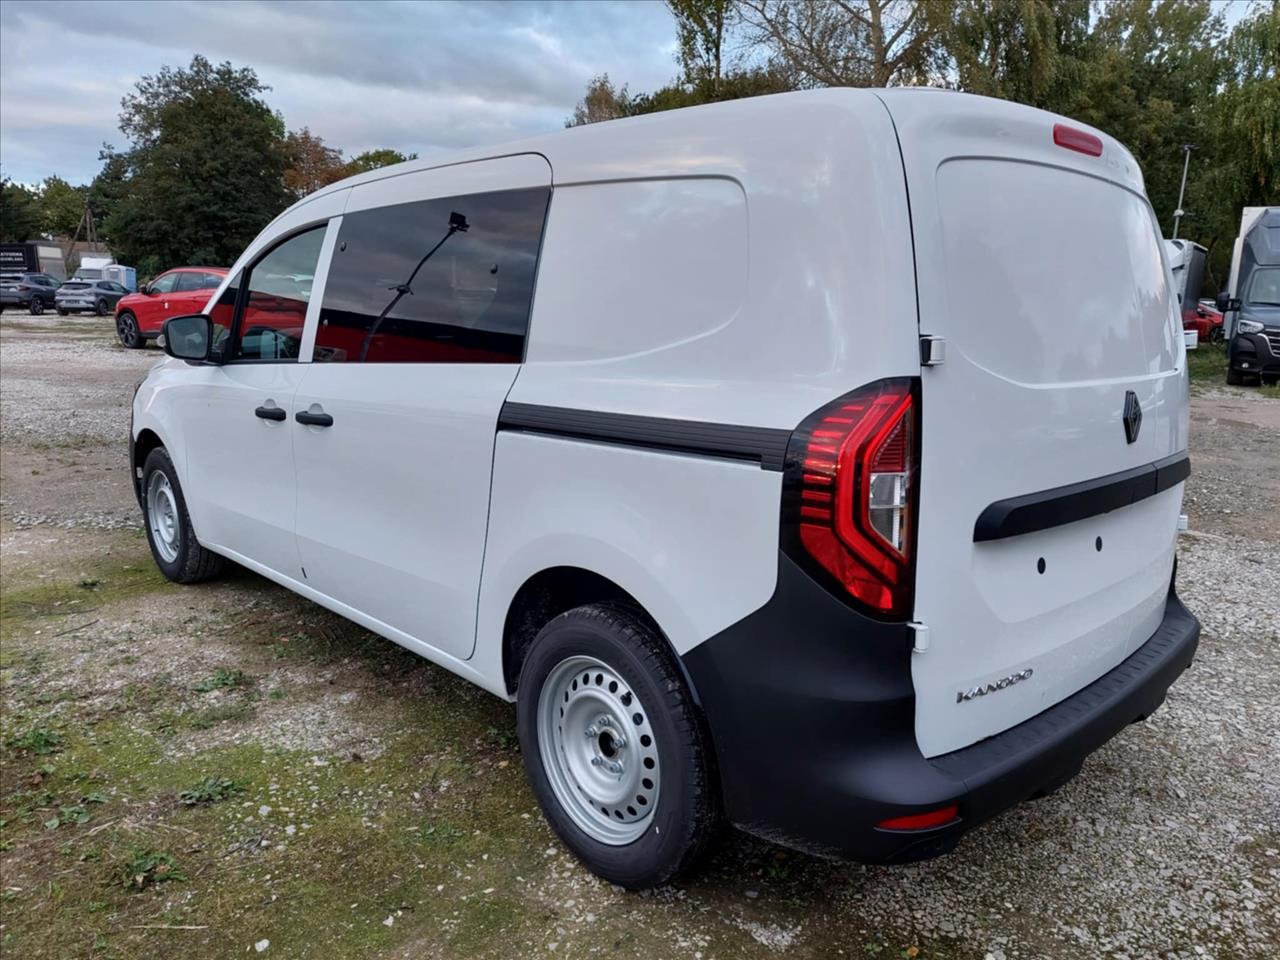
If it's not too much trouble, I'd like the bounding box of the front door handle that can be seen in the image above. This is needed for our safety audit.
[295,409,334,427]
[254,405,287,421]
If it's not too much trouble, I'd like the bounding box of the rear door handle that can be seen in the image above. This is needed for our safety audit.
[295,410,334,428]
[254,405,287,421]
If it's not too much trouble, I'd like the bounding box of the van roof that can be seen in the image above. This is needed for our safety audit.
[280,87,1137,220]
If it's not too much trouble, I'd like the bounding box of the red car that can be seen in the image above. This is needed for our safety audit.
[1183,300,1224,343]
[114,267,228,348]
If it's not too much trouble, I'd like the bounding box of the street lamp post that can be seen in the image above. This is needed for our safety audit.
[1172,143,1196,239]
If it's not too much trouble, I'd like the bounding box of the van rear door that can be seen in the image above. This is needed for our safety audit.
[876,91,1190,758]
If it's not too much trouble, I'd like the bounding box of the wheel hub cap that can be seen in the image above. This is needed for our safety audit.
[537,655,660,845]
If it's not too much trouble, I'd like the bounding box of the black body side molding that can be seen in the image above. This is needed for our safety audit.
[497,402,792,471]
[974,452,1190,542]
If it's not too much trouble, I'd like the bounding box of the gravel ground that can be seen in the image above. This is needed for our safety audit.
[1,312,1277,959]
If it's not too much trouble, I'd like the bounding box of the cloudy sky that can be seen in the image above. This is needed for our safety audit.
[0,0,679,186]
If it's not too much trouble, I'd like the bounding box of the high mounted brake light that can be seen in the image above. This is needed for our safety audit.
[1053,123,1103,157]
[782,378,919,619]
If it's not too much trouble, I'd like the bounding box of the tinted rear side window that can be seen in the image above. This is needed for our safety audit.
[315,187,549,363]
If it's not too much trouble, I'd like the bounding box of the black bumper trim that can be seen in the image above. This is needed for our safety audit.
[497,402,791,471]
[683,551,1199,863]
[973,452,1190,542]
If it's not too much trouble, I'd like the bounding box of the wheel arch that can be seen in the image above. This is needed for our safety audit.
[131,427,166,506]
[500,565,703,706]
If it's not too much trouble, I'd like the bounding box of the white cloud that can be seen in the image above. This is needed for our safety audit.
[0,0,678,184]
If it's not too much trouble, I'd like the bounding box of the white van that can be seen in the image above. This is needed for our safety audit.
[130,88,1200,889]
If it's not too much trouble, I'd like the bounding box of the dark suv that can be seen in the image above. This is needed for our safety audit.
[0,273,62,314]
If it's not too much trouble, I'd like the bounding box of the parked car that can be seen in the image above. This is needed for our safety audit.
[1186,299,1224,343]
[55,279,129,316]
[0,272,61,314]
[113,267,228,348]
[130,89,1200,889]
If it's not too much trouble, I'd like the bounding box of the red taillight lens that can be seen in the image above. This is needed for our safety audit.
[1052,123,1103,157]
[783,378,919,619]
[877,805,959,832]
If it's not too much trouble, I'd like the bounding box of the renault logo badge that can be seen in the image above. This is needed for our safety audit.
[1123,391,1142,444]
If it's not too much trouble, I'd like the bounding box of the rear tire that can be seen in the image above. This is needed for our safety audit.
[29,297,43,316]
[516,602,720,889]
[95,298,109,316]
[141,447,224,584]
[116,311,143,348]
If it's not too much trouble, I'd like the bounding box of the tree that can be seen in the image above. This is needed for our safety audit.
[283,127,347,198]
[737,0,944,87]
[0,177,43,242]
[668,0,734,95]
[39,175,86,237]
[86,146,129,243]
[928,0,1091,110]
[105,55,291,275]
[346,148,418,175]
[566,74,636,126]
[1065,1,1228,244]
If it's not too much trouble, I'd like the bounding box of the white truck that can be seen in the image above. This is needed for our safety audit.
[74,256,137,292]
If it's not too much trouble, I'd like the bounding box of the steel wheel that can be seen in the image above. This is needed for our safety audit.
[537,654,661,846]
[145,470,181,564]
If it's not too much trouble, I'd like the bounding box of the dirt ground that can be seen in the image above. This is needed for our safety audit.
[1,313,1277,960]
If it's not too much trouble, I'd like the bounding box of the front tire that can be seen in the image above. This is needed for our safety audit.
[116,310,143,348]
[517,603,720,889]
[141,447,224,584]
[1226,366,1245,386]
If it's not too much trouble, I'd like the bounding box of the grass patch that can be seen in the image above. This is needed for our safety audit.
[1186,341,1228,383]
[192,667,250,693]
[7,727,63,755]
[120,849,186,890]
[179,776,245,806]
[187,700,254,730]
[0,557,169,626]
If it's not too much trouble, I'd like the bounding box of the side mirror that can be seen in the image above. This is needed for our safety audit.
[161,314,215,363]
[1215,292,1240,313]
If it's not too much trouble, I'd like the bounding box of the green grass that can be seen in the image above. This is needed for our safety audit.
[192,668,250,693]
[1186,340,1228,382]
[179,776,246,806]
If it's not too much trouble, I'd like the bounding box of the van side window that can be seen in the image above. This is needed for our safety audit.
[232,226,326,362]
[314,187,549,363]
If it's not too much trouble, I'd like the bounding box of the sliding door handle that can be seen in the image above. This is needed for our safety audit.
[254,405,287,421]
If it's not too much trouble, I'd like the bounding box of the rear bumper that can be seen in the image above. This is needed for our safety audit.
[683,553,1200,863]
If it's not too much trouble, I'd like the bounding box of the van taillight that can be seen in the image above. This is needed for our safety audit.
[782,379,919,619]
